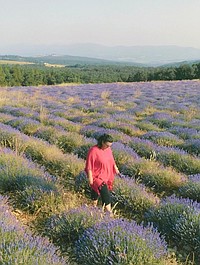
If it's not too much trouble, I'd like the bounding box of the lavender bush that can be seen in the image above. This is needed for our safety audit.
[128,137,156,159]
[177,174,200,202]
[73,141,94,159]
[33,126,59,143]
[56,131,85,153]
[179,138,200,157]
[145,195,200,263]
[43,205,112,254]
[6,117,41,135]
[14,186,60,214]
[112,142,141,168]
[92,117,144,137]
[0,112,14,123]
[0,148,56,192]
[129,137,200,175]
[81,125,132,144]
[74,170,91,194]
[34,125,85,153]
[0,123,85,189]
[121,159,185,194]
[112,175,158,220]
[147,112,174,129]
[0,195,66,265]
[169,126,199,140]
[0,105,35,118]
[141,131,184,147]
[0,148,61,213]
[0,122,30,154]
[156,148,200,175]
[135,121,161,132]
[75,218,168,265]
[49,116,82,132]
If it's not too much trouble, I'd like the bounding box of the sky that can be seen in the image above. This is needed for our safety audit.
[1,0,200,54]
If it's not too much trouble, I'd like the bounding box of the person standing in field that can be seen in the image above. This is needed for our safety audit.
[85,133,120,213]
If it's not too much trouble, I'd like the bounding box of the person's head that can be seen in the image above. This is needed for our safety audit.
[97,133,113,149]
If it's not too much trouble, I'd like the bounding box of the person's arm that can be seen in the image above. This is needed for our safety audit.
[110,149,120,175]
[85,147,95,186]
[87,169,93,185]
[114,164,120,175]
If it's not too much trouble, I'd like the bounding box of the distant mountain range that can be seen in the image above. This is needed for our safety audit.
[55,43,200,66]
[0,54,144,67]
[1,43,200,66]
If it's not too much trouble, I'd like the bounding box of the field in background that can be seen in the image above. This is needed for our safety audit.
[0,59,35,65]
[0,80,199,264]
[0,59,64,67]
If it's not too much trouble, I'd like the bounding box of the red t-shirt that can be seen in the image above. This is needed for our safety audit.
[85,145,116,194]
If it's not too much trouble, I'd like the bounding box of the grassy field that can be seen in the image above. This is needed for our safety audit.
[0,59,64,67]
[0,80,199,264]
[0,59,35,65]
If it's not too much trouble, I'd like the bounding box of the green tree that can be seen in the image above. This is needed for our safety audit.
[175,64,195,80]
[193,63,200,79]
[11,66,24,86]
[22,68,35,86]
[134,69,148,81]
[3,66,13,86]
[0,66,6,86]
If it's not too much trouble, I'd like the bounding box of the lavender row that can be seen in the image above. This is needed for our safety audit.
[0,114,93,154]
[145,195,200,263]
[0,112,179,196]
[76,171,158,221]
[177,174,200,202]
[140,130,200,156]
[43,205,168,265]
[1,83,199,132]
[128,137,200,175]
[0,141,168,263]
[0,98,199,156]
[0,147,61,214]
[80,122,200,173]
[0,113,193,199]
[0,123,159,219]
[0,122,85,188]
[146,111,200,131]
[0,106,199,164]
[0,195,66,264]
[75,216,168,264]
[4,81,200,112]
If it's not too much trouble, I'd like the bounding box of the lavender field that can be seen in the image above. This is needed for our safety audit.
[0,80,200,265]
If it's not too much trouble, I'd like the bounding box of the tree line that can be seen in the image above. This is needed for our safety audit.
[0,62,200,87]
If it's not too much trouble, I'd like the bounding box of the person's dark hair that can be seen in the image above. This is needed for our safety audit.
[97,133,113,148]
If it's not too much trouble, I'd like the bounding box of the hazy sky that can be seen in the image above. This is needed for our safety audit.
[1,0,200,50]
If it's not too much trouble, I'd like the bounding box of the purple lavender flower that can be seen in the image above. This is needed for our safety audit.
[113,175,158,218]
[112,142,141,161]
[161,194,200,213]
[0,195,66,264]
[188,174,200,182]
[178,174,200,202]
[169,126,199,140]
[146,194,200,261]
[75,218,167,264]
[180,138,200,156]
[141,131,183,147]
[43,205,113,251]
